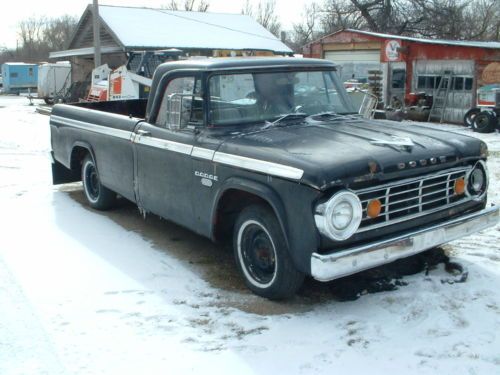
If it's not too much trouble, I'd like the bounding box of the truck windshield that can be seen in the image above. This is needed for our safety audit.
[208,70,353,126]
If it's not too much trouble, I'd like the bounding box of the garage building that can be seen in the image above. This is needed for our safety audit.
[303,29,500,123]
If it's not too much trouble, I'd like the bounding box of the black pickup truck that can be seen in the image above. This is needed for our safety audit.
[50,58,498,299]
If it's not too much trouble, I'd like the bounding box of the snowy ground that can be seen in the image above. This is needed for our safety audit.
[0,95,499,375]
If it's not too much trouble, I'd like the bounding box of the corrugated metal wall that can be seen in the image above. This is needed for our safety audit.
[413,60,475,123]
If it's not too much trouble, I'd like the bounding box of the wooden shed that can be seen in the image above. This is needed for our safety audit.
[49,4,292,94]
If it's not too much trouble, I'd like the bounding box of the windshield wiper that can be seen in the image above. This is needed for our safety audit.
[308,111,360,121]
[264,113,308,128]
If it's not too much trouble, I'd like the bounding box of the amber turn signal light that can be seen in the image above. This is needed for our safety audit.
[367,199,382,218]
[454,177,465,195]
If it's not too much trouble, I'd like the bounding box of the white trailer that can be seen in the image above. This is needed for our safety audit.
[37,62,71,104]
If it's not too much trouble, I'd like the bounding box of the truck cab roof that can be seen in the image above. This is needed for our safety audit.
[152,57,336,78]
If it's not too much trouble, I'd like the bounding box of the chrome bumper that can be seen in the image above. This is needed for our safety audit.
[311,205,499,282]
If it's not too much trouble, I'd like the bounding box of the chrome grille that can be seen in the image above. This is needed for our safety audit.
[356,168,470,232]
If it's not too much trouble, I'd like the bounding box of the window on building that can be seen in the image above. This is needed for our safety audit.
[435,76,441,88]
[10,72,18,78]
[417,74,473,92]
[417,76,425,89]
[417,75,439,90]
[464,77,473,91]
[391,69,406,89]
[454,77,464,91]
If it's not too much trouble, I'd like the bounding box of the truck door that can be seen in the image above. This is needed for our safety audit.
[133,74,203,229]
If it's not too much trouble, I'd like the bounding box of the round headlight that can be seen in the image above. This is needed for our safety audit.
[332,201,354,229]
[468,162,487,197]
[470,168,485,193]
[316,190,362,241]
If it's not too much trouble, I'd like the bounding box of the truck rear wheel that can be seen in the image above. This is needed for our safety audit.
[233,205,304,300]
[81,154,116,210]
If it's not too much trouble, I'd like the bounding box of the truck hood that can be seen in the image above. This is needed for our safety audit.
[216,118,485,190]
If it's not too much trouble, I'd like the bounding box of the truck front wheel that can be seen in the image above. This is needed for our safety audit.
[81,154,116,210]
[233,205,304,300]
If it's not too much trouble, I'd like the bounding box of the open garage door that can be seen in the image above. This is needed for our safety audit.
[325,50,381,83]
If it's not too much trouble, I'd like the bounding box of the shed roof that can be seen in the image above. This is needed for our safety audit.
[54,4,291,58]
[310,29,500,50]
[2,62,38,66]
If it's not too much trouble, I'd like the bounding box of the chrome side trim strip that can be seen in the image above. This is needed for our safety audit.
[191,147,215,160]
[51,115,133,141]
[134,136,193,155]
[311,205,499,282]
[51,114,305,180]
[213,152,304,180]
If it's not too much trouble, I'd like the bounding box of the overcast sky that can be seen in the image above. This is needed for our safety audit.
[0,0,309,49]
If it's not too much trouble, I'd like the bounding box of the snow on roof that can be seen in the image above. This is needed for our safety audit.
[345,29,500,49]
[98,5,292,53]
[2,62,38,65]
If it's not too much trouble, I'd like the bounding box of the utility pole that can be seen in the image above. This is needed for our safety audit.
[93,0,101,67]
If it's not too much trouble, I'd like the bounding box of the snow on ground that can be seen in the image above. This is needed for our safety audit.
[0,96,499,375]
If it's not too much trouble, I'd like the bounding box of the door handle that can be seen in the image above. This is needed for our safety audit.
[137,129,151,136]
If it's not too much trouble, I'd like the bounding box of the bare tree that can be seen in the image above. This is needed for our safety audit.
[242,0,281,37]
[18,17,46,57]
[43,15,79,51]
[414,0,500,40]
[290,3,323,51]
[163,0,209,12]
[2,15,78,63]
[289,0,499,51]
[320,0,365,33]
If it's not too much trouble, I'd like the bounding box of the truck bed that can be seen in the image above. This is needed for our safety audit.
[50,99,148,203]
[70,98,148,119]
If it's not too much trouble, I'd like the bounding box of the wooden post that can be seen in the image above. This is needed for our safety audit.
[93,0,101,68]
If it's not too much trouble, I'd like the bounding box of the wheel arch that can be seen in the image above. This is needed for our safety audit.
[211,177,290,249]
[69,141,96,176]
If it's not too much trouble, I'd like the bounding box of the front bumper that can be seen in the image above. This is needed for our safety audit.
[311,205,499,282]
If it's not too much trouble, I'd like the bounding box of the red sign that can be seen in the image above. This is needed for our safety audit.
[383,40,403,62]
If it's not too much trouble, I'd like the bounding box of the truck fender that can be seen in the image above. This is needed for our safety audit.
[69,141,97,172]
[210,177,290,249]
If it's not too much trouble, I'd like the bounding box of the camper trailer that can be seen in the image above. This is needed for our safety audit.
[1,63,38,94]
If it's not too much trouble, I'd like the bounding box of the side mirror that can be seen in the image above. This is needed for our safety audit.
[166,93,193,130]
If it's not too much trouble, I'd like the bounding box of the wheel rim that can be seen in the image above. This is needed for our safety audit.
[465,111,478,126]
[84,162,100,201]
[238,221,277,287]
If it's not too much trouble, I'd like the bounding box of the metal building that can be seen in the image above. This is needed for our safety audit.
[303,29,500,123]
